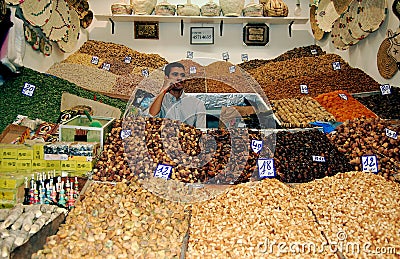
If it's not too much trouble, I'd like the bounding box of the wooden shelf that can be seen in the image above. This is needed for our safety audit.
[95,14,309,25]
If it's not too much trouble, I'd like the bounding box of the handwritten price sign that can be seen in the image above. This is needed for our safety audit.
[154,164,173,180]
[258,158,275,178]
[361,155,378,174]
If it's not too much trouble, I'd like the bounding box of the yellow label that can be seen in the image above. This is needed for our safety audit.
[17,149,33,160]
[33,143,45,160]
[76,161,94,171]
[16,160,32,170]
[46,160,61,170]
[2,159,17,170]
[2,148,18,159]
[0,179,17,189]
[0,190,16,201]
[32,160,46,170]
[61,161,77,171]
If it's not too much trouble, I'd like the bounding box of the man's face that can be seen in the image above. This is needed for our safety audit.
[167,67,186,90]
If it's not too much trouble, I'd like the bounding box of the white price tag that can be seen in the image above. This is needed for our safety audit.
[332,61,341,70]
[385,128,398,139]
[229,65,236,73]
[187,51,194,59]
[312,155,326,162]
[124,56,132,64]
[101,63,111,71]
[189,66,197,74]
[311,49,318,55]
[120,129,132,140]
[258,158,275,178]
[251,140,263,153]
[300,84,309,94]
[338,93,348,100]
[141,69,149,78]
[361,155,378,173]
[22,82,36,97]
[380,84,391,95]
[222,52,229,61]
[91,56,99,65]
[154,164,173,180]
[241,54,249,62]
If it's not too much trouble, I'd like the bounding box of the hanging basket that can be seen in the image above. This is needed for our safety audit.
[262,0,288,17]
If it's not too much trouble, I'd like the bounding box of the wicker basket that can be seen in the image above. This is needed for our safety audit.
[262,0,288,17]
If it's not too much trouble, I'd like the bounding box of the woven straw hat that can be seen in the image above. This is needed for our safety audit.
[333,0,352,15]
[310,5,325,40]
[57,9,80,53]
[358,0,387,33]
[41,0,71,41]
[347,0,369,40]
[315,0,340,32]
[339,8,359,46]
[377,38,398,79]
[20,0,52,26]
[331,17,350,50]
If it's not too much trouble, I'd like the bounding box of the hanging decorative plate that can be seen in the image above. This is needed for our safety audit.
[23,23,34,45]
[338,8,359,46]
[377,38,398,79]
[310,5,325,40]
[392,0,400,20]
[358,0,387,33]
[315,0,340,32]
[331,16,350,50]
[41,0,71,41]
[332,0,352,15]
[347,0,369,40]
[20,0,52,26]
[57,8,80,53]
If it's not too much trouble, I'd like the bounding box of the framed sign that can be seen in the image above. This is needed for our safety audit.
[243,23,269,46]
[190,27,214,45]
[134,21,159,39]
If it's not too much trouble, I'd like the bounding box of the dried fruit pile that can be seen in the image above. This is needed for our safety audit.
[328,117,400,181]
[32,182,190,258]
[295,171,400,259]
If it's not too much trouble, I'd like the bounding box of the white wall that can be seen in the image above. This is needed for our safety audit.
[13,0,400,86]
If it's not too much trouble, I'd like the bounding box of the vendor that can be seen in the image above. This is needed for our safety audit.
[147,62,206,128]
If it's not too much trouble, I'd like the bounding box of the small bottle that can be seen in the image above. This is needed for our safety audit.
[23,177,30,205]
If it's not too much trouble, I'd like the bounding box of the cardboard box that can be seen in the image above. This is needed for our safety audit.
[1,146,18,159]
[60,160,77,171]
[17,148,33,160]
[33,143,45,160]
[76,161,95,171]
[16,160,32,170]
[32,160,46,170]
[0,174,24,189]
[0,124,30,144]
[46,160,61,170]
[2,159,17,170]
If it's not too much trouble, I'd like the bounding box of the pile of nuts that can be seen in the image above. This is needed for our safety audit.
[62,53,102,68]
[178,59,205,78]
[354,87,400,120]
[295,171,400,259]
[113,73,145,100]
[187,179,334,258]
[78,40,168,69]
[274,129,354,183]
[205,61,242,77]
[32,182,190,258]
[314,90,377,122]
[271,97,336,128]
[327,117,399,180]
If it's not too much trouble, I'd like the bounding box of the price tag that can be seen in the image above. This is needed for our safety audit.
[141,69,149,78]
[189,66,197,74]
[154,164,173,180]
[124,56,132,64]
[361,155,378,173]
[258,158,275,178]
[222,52,229,61]
[120,129,132,140]
[186,51,194,59]
[385,128,398,139]
[311,49,318,55]
[241,54,249,62]
[332,61,341,70]
[312,155,326,162]
[338,93,348,100]
[300,84,309,94]
[251,140,263,153]
[101,63,111,71]
[91,56,99,65]
[190,27,214,44]
[229,65,236,74]
[22,82,36,97]
[380,84,391,95]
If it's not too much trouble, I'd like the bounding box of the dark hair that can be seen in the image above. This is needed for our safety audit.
[164,62,185,76]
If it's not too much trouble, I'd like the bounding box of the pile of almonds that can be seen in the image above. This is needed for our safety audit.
[271,97,336,128]
[327,117,399,181]
[32,181,190,258]
[187,179,335,258]
[294,171,400,259]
